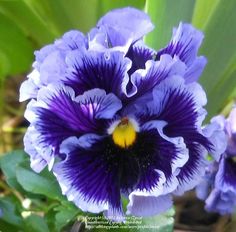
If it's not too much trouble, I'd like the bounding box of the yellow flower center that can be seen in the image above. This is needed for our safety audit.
[112,117,137,148]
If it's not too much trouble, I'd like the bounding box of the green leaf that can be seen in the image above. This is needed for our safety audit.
[205,55,236,118]
[16,162,64,201]
[98,0,145,15]
[23,0,73,35]
[136,208,175,232]
[0,12,33,77]
[0,51,10,78]
[144,0,195,50]
[192,0,221,30]
[0,1,56,46]
[196,0,236,118]
[0,150,27,191]
[24,214,50,232]
[0,198,23,228]
[54,205,80,232]
[45,207,58,232]
[50,0,99,34]
[0,220,21,232]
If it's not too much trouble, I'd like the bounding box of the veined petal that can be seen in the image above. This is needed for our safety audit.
[157,23,204,65]
[65,50,131,97]
[53,121,187,219]
[54,135,123,217]
[142,120,189,175]
[157,23,206,82]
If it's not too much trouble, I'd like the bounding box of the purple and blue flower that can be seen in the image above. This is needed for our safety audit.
[20,7,219,220]
[197,108,236,215]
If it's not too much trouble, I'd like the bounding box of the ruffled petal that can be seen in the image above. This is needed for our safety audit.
[205,189,236,215]
[20,31,87,102]
[54,30,87,51]
[215,154,236,195]
[141,121,189,181]
[19,72,40,102]
[53,119,187,219]
[157,23,206,82]
[202,116,227,161]
[126,41,156,76]
[126,54,186,99]
[24,126,48,172]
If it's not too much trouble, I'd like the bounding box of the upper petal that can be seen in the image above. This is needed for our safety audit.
[20,30,87,102]
[157,23,206,82]
[157,23,204,65]
[65,50,131,98]
[97,7,154,50]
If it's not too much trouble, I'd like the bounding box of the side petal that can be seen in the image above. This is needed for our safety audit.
[184,56,207,83]
[133,76,212,193]
[127,54,186,99]
[24,85,121,164]
[19,76,39,102]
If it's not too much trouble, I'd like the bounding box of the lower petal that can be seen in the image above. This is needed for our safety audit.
[53,135,124,217]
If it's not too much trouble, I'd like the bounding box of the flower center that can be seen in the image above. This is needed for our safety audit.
[112,117,137,148]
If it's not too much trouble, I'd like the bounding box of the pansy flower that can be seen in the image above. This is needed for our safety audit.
[20,7,219,220]
[196,108,236,215]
